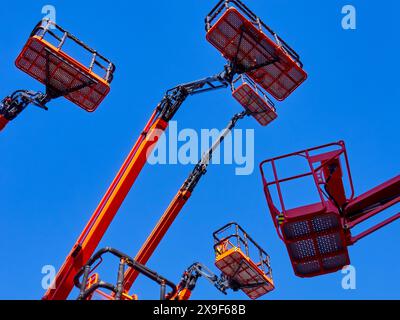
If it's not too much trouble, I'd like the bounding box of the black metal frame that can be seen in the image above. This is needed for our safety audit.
[181,111,248,193]
[31,19,115,83]
[74,247,177,300]
[205,0,303,68]
[0,90,48,121]
[175,262,229,298]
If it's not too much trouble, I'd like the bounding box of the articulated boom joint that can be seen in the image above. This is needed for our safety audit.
[0,90,49,121]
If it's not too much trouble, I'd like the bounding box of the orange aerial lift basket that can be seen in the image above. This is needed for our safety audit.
[206,0,307,101]
[15,19,115,112]
[213,223,274,300]
[232,75,277,126]
[260,141,400,278]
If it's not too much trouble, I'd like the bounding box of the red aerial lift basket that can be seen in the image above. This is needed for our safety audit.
[260,141,400,278]
[232,76,277,126]
[213,223,274,299]
[206,1,307,101]
[15,20,115,112]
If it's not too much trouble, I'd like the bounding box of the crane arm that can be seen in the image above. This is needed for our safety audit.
[168,262,229,300]
[43,67,236,300]
[121,111,248,293]
[0,90,49,132]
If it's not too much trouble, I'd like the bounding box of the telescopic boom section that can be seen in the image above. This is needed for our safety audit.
[43,70,234,300]
[121,112,248,293]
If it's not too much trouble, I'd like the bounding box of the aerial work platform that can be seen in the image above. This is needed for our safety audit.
[15,20,115,112]
[213,223,274,299]
[260,141,400,277]
[206,1,307,101]
[280,203,350,277]
[232,76,277,126]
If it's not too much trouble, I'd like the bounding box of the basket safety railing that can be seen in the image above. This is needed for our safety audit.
[260,141,399,246]
[259,141,355,239]
[232,75,276,110]
[32,19,115,83]
[206,0,303,68]
[213,222,273,279]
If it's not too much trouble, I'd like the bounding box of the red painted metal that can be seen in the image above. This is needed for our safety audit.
[260,141,399,277]
[0,115,8,131]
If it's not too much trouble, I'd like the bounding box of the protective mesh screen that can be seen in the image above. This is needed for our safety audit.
[282,213,350,277]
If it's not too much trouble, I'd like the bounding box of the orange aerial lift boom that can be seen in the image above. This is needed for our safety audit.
[45,0,307,300]
[44,69,276,300]
[119,0,311,293]
[43,68,241,300]
[121,77,277,293]
[121,111,249,291]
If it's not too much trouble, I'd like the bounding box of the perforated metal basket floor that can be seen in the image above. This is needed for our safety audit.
[232,83,277,126]
[282,211,350,277]
[216,248,274,300]
[207,8,307,101]
[15,36,111,112]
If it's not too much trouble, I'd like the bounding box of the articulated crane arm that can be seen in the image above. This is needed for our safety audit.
[121,111,249,293]
[170,263,230,300]
[43,66,236,300]
[0,90,49,131]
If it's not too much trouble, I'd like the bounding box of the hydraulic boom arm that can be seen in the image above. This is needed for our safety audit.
[121,111,248,293]
[43,67,236,300]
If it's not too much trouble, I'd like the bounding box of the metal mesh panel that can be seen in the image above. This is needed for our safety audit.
[206,8,307,101]
[282,220,312,240]
[216,249,274,300]
[288,239,316,260]
[15,37,110,112]
[282,213,350,277]
[232,83,277,126]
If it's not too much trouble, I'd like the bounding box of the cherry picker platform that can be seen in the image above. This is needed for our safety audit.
[44,0,305,300]
[206,0,307,101]
[0,19,115,132]
[16,19,115,112]
[214,223,274,299]
[260,141,400,277]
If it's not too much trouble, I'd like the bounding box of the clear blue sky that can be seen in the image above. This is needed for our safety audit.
[0,0,398,300]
